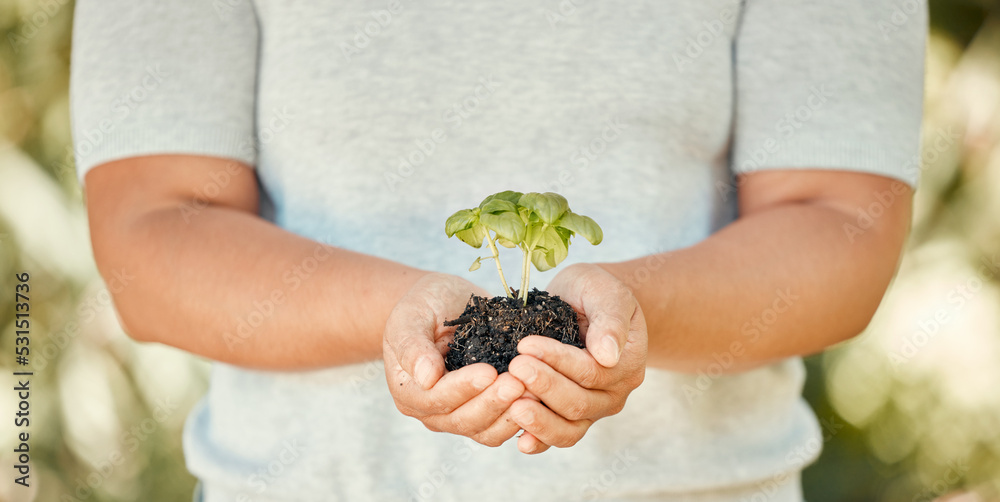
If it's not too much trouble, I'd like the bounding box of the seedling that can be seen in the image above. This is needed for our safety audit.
[442,193,603,372]
[445,191,603,305]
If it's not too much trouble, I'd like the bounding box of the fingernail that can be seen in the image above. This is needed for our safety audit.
[512,406,531,424]
[498,382,521,401]
[602,336,620,365]
[473,375,493,391]
[516,364,538,385]
[414,357,433,389]
[517,339,543,358]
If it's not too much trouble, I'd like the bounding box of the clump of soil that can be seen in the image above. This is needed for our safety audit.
[444,289,583,373]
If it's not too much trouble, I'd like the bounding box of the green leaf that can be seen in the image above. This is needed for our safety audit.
[455,223,487,248]
[524,222,545,249]
[545,248,559,268]
[530,248,556,272]
[527,226,567,270]
[517,206,531,225]
[469,257,482,271]
[479,190,524,209]
[555,226,572,247]
[445,209,478,237]
[496,237,517,248]
[558,211,603,245]
[518,192,569,225]
[538,226,568,267]
[480,211,525,244]
[480,198,519,215]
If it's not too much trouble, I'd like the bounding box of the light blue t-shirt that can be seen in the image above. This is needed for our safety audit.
[70,0,925,500]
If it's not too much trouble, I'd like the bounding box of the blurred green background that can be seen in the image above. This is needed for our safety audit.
[1,0,998,501]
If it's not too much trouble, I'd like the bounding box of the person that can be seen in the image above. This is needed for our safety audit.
[71,0,926,500]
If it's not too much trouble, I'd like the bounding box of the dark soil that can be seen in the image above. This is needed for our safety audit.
[443,289,583,373]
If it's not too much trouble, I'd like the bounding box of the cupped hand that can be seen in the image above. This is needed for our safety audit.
[383,273,526,447]
[507,263,648,454]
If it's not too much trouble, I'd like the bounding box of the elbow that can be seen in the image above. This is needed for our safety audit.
[838,300,882,345]
[92,262,154,343]
[89,215,159,344]
[824,244,905,349]
[831,200,911,345]
[111,296,150,343]
[87,197,165,344]
[840,266,897,343]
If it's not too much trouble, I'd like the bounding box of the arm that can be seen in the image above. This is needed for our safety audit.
[600,169,912,372]
[499,0,923,452]
[504,169,910,453]
[90,154,520,444]
[85,154,429,370]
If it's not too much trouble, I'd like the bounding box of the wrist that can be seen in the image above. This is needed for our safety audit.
[595,256,677,365]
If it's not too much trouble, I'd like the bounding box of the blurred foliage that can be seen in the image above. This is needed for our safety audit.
[0,0,998,501]
[1,2,206,501]
[802,1,1000,501]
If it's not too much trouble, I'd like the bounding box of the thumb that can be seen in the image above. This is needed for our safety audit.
[575,279,638,368]
[549,264,633,368]
[585,301,631,368]
[384,305,445,390]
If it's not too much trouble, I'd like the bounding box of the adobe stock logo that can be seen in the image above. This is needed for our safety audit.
[543,117,629,193]
[6,0,71,54]
[55,65,170,181]
[877,0,924,41]
[340,0,409,61]
[683,288,799,402]
[716,84,835,202]
[672,5,739,73]
[581,449,639,499]
[383,75,502,192]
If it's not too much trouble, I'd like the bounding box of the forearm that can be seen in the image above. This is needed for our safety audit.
[98,203,428,370]
[600,200,907,373]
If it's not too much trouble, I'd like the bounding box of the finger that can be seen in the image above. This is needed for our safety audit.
[510,398,591,449]
[516,431,551,455]
[580,284,635,368]
[468,409,524,448]
[387,313,446,390]
[434,373,525,436]
[548,272,636,368]
[508,353,615,421]
[394,362,497,417]
[517,335,609,389]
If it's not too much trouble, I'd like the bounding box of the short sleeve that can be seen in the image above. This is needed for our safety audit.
[732,1,927,187]
[70,0,259,185]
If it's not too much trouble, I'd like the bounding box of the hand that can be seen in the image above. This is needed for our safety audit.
[507,263,648,454]
[383,273,526,446]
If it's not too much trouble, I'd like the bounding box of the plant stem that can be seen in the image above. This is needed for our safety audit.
[519,244,531,304]
[485,231,513,298]
[518,223,549,305]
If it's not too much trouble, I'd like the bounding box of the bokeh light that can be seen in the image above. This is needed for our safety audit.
[1,1,998,501]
